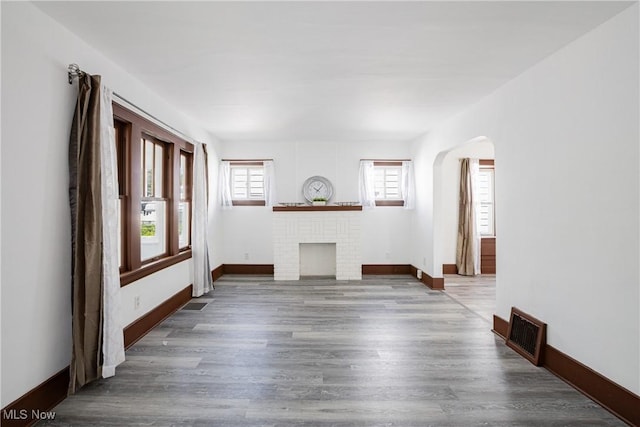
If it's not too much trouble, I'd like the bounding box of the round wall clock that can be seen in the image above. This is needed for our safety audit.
[302,176,334,202]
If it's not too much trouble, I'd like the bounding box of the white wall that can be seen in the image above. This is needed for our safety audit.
[120,262,192,326]
[206,138,225,271]
[411,5,639,393]
[440,141,495,265]
[0,2,220,407]
[218,140,413,265]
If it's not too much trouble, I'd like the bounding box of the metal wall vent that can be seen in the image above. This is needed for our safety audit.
[506,307,546,366]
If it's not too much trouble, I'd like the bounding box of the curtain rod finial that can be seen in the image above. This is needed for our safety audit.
[68,63,82,84]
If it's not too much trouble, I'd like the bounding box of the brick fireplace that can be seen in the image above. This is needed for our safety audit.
[272,206,362,280]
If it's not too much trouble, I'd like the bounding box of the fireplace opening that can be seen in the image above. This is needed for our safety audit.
[299,243,336,278]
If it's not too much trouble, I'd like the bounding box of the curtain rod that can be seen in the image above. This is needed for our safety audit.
[68,63,197,145]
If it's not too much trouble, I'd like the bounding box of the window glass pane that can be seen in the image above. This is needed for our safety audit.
[140,200,167,261]
[250,168,264,198]
[154,143,164,197]
[477,170,493,202]
[114,121,126,196]
[179,153,187,200]
[144,139,154,197]
[232,168,248,199]
[141,139,145,195]
[374,166,402,199]
[249,168,264,198]
[117,198,122,268]
[476,169,495,236]
[478,204,494,236]
[230,164,265,200]
[178,201,190,248]
[385,170,399,198]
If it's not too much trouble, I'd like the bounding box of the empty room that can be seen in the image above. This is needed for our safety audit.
[1,1,639,426]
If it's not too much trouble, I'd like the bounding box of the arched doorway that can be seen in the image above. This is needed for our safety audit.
[433,137,496,279]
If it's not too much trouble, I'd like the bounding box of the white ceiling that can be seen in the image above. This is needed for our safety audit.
[36,1,632,143]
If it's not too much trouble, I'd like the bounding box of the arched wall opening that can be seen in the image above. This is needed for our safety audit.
[433,136,496,282]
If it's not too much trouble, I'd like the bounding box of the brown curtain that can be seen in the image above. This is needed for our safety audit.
[456,158,478,276]
[68,74,104,393]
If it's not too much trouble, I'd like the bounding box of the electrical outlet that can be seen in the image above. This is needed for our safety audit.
[385,251,390,259]
[134,295,141,310]
[244,252,249,261]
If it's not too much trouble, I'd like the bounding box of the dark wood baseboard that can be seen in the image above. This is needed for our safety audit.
[362,264,412,275]
[124,284,193,349]
[216,264,416,277]
[442,264,458,274]
[425,273,445,290]
[410,265,445,290]
[213,264,442,287]
[222,264,274,275]
[545,346,640,426]
[492,314,509,338]
[1,367,70,427]
[493,315,639,426]
[211,264,224,282]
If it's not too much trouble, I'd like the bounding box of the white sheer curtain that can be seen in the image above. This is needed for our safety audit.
[99,84,125,378]
[192,143,213,297]
[358,160,376,208]
[219,160,232,209]
[263,160,276,207]
[470,158,481,274]
[401,161,416,210]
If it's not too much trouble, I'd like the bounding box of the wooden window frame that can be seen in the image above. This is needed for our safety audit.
[373,161,404,207]
[113,103,194,287]
[230,161,266,206]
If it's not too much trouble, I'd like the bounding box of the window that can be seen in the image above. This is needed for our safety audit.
[140,137,168,262]
[477,160,495,236]
[231,161,265,206]
[358,160,415,209]
[373,161,404,206]
[113,103,194,286]
[178,151,192,249]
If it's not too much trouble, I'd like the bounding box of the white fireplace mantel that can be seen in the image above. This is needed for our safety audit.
[272,206,362,280]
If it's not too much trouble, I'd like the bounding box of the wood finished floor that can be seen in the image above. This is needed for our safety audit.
[43,275,624,426]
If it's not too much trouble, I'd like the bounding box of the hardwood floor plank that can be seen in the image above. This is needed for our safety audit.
[42,275,624,426]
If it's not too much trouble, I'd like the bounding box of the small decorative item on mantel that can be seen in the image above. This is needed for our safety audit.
[312,197,327,206]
